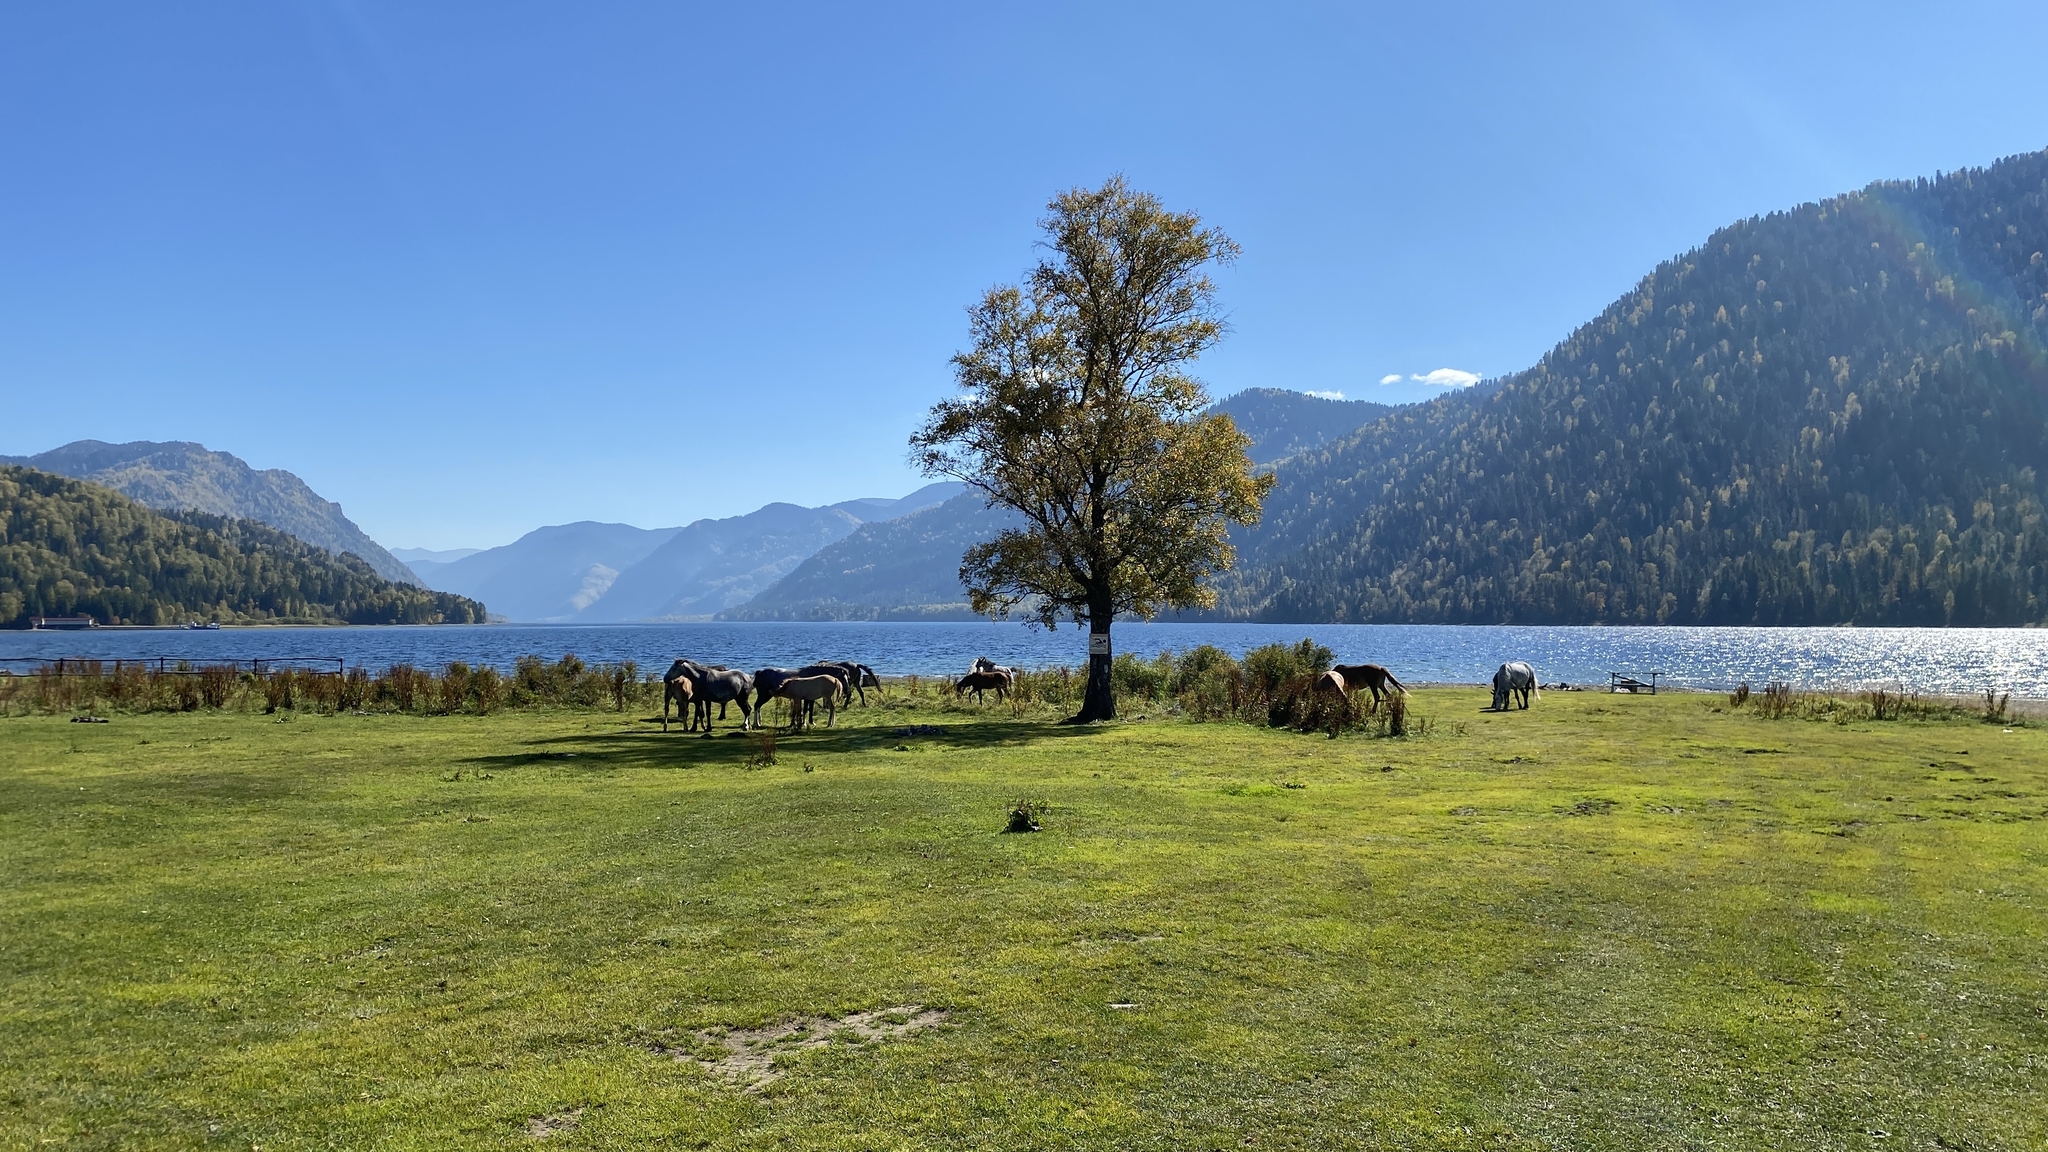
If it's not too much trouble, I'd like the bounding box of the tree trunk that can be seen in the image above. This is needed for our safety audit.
[1068,600,1116,723]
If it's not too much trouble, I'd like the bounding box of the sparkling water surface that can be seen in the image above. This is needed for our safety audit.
[4,622,2046,697]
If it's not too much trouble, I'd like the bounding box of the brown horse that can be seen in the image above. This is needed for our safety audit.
[661,670,694,732]
[1332,663,1405,706]
[768,673,841,730]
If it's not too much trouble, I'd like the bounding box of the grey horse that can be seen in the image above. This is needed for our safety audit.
[1492,661,1539,711]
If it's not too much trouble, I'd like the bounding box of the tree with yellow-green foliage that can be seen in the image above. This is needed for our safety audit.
[912,178,1273,722]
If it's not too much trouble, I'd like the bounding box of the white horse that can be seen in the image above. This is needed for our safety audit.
[1492,661,1539,710]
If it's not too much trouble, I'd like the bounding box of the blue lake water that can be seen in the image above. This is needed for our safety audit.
[4,621,2046,698]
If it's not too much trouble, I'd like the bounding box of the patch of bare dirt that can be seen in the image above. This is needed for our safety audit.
[658,1005,949,1090]
[526,1107,583,1139]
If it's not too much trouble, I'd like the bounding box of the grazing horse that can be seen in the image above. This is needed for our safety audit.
[1331,662,1406,707]
[666,659,753,732]
[750,667,800,725]
[1492,661,1539,711]
[660,669,694,733]
[821,661,881,705]
[768,673,841,730]
[955,669,1011,704]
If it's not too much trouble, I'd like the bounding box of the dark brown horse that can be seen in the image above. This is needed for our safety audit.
[1332,663,1405,706]
[955,669,1012,704]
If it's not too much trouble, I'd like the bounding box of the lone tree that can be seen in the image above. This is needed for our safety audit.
[911,177,1274,722]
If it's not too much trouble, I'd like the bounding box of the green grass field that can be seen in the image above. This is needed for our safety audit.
[3,688,2043,1150]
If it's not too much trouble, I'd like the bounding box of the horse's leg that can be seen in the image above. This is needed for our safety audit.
[825,696,836,728]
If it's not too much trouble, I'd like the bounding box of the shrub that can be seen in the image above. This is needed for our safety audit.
[1004,799,1045,833]
[1173,645,1240,720]
[1110,651,1173,704]
[470,667,503,715]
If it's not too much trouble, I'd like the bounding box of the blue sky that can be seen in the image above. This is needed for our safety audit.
[3,2,2045,549]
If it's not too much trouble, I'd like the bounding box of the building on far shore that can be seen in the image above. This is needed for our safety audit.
[29,616,98,630]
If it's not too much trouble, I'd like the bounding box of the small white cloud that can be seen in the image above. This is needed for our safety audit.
[1378,374,1403,386]
[1303,389,1345,401]
[1411,368,1480,388]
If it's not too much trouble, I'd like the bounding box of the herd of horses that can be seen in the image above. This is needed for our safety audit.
[658,657,1023,733]
[657,654,1544,733]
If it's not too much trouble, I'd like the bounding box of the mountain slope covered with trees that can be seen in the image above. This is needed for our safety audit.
[1216,150,2048,625]
[0,467,485,627]
[0,440,422,585]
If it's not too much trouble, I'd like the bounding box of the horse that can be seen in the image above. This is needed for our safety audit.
[746,664,847,727]
[971,657,1014,677]
[813,661,861,705]
[666,659,753,732]
[767,673,841,730]
[1331,662,1406,707]
[660,668,695,733]
[822,661,881,705]
[955,669,1012,704]
[1492,661,1539,711]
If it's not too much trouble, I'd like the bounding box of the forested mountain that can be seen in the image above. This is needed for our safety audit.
[0,440,422,585]
[1218,150,2048,625]
[0,467,485,627]
[1208,388,1397,465]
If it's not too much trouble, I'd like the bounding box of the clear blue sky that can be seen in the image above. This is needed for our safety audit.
[3,2,2044,549]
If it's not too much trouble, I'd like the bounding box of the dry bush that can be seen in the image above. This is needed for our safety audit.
[1756,682,1798,719]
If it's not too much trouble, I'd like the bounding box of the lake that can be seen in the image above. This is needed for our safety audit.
[3,621,2045,698]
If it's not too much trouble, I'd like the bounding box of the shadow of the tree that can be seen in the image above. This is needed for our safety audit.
[458,716,1105,772]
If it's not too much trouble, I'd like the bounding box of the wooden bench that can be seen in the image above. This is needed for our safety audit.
[1609,671,1662,694]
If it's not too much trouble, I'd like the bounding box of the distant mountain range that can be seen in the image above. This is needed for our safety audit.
[0,440,422,586]
[1206,388,1397,466]
[418,483,964,621]
[390,546,482,585]
[723,389,1380,620]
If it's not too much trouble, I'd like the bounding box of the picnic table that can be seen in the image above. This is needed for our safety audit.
[1609,670,1662,694]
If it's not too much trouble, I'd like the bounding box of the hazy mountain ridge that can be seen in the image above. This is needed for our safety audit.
[417,482,967,621]
[721,494,1024,620]
[723,392,1385,620]
[1208,388,1398,465]
[1215,150,2048,624]
[0,466,484,627]
[0,440,422,586]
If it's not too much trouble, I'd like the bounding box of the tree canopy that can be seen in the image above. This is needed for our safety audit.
[912,177,1271,719]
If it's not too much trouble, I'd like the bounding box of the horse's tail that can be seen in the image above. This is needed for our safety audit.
[1385,671,1406,694]
[1528,665,1541,700]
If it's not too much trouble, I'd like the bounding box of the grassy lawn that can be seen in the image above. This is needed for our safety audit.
[2,688,2044,1150]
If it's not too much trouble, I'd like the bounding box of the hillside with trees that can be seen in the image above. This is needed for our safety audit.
[1213,150,2048,625]
[0,467,486,627]
[0,440,423,585]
